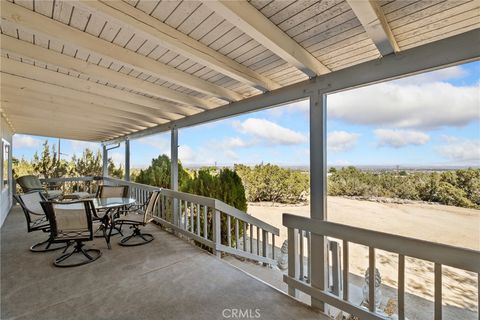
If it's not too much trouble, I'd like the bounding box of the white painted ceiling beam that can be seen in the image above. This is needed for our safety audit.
[0,59,177,123]
[1,35,212,112]
[1,1,243,101]
[346,0,399,56]
[76,0,280,92]
[203,0,331,78]
[1,74,164,128]
[2,91,148,131]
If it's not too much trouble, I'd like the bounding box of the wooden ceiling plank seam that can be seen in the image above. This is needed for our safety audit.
[391,1,479,36]
[385,0,463,25]
[77,0,280,92]
[307,23,366,54]
[2,84,165,129]
[2,1,242,101]
[397,17,480,49]
[1,59,183,120]
[0,34,216,111]
[0,67,173,125]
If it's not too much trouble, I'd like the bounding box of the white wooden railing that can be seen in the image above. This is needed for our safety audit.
[102,177,280,265]
[283,213,480,320]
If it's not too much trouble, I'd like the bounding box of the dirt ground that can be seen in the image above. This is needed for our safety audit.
[247,197,480,316]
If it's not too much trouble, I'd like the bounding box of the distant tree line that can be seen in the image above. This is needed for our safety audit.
[13,141,124,189]
[328,166,480,209]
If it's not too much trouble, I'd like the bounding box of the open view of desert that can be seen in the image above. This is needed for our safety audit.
[245,197,479,319]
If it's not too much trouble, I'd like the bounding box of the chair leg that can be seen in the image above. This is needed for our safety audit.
[30,238,67,253]
[119,225,154,247]
[53,241,101,268]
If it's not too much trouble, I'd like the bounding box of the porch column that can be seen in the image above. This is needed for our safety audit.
[309,90,328,311]
[170,128,178,191]
[124,139,130,181]
[171,127,179,226]
[102,144,108,177]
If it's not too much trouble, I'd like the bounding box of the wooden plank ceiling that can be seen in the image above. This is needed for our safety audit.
[0,0,478,142]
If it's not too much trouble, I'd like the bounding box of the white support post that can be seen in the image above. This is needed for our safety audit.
[102,144,108,178]
[309,91,328,312]
[124,139,130,181]
[171,128,179,226]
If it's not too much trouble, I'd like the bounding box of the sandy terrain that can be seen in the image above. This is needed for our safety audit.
[247,197,480,316]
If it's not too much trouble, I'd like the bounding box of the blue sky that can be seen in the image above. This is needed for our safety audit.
[13,61,480,169]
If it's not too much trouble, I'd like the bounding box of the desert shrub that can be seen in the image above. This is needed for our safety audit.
[235,163,309,204]
[135,154,190,189]
[181,167,247,246]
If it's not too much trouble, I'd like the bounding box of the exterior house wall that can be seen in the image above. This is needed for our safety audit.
[1,116,13,227]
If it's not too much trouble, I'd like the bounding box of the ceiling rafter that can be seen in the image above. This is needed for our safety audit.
[1,34,214,112]
[1,1,243,102]
[346,0,399,56]
[202,0,331,78]
[75,0,281,93]
[0,59,179,123]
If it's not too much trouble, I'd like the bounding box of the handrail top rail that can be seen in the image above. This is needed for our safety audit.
[103,177,160,191]
[283,213,480,273]
[40,176,99,183]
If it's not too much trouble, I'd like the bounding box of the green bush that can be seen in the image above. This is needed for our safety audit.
[135,154,190,189]
[235,163,309,204]
[181,167,248,246]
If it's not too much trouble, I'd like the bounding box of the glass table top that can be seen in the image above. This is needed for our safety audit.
[89,197,136,209]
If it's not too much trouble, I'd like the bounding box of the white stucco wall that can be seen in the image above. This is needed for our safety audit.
[1,116,13,227]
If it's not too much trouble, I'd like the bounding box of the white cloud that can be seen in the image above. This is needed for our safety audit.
[234,118,307,145]
[13,134,42,148]
[374,129,430,148]
[136,135,169,153]
[328,82,479,129]
[437,136,480,164]
[109,152,124,166]
[220,137,252,149]
[178,145,196,164]
[327,131,360,152]
[267,99,309,117]
[224,150,239,160]
[70,140,100,155]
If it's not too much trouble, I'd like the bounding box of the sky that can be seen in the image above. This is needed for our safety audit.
[12,61,480,169]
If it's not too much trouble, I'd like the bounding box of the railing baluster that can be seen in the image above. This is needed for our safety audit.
[203,206,208,239]
[299,230,304,281]
[190,202,194,232]
[256,226,260,255]
[343,240,349,301]
[227,215,231,247]
[368,247,375,312]
[262,230,268,264]
[235,219,239,249]
[434,263,442,320]
[271,234,275,260]
[398,254,405,320]
[250,224,253,254]
[196,204,200,236]
[243,222,247,251]
[307,231,311,283]
[287,227,299,297]
[183,201,187,230]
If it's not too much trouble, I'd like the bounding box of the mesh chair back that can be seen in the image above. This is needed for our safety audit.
[143,191,161,224]
[96,185,129,198]
[17,175,44,193]
[16,192,47,230]
[42,200,94,242]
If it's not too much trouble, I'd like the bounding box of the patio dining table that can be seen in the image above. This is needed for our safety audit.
[89,197,136,249]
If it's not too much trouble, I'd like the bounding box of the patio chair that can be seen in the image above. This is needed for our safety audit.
[95,185,129,198]
[15,192,66,252]
[114,190,160,246]
[94,185,130,237]
[16,175,63,200]
[41,200,101,267]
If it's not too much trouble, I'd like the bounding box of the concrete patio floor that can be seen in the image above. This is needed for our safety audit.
[1,206,325,320]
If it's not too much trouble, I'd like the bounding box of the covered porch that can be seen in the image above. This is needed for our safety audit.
[1,0,479,319]
[2,204,322,320]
